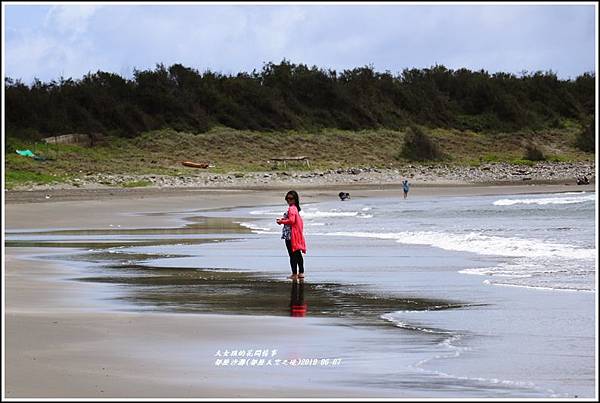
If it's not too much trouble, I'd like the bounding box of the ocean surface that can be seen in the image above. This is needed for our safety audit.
[6,190,597,398]
[241,191,596,292]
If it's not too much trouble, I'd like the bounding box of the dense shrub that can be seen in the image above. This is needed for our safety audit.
[575,119,596,153]
[523,143,546,161]
[400,126,444,161]
[4,62,595,139]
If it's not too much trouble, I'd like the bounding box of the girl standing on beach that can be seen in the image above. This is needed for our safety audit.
[276,190,307,280]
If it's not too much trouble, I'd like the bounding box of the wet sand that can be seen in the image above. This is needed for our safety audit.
[6,248,414,398]
[3,183,596,398]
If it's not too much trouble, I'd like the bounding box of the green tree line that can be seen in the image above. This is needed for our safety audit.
[4,60,595,140]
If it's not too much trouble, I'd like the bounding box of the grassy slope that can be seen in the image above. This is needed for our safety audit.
[4,124,594,189]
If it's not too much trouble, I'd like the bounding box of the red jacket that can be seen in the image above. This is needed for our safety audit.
[280,205,306,253]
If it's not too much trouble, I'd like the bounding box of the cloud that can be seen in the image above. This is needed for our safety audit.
[5,5,106,81]
[3,4,596,83]
[44,4,103,37]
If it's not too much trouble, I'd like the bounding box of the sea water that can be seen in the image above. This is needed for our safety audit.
[237,191,596,292]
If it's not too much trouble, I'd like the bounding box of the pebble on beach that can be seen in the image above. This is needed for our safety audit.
[10,161,596,191]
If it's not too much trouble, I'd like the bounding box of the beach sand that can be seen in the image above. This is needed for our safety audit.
[7,247,415,398]
[3,183,596,398]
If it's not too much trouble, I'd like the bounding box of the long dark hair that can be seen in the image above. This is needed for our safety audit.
[286,190,301,212]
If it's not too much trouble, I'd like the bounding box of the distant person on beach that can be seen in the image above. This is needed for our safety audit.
[402,179,410,199]
[276,190,307,280]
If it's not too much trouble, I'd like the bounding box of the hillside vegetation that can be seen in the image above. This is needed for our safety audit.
[4,125,593,188]
[4,61,595,188]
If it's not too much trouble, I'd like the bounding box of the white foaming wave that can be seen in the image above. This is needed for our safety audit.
[493,193,595,206]
[249,209,369,220]
[482,280,595,293]
[429,368,550,394]
[324,231,596,260]
[238,222,273,232]
[459,267,532,278]
[380,313,454,334]
[249,210,280,216]
[460,256,595,290]
[301,210,359,218]
[460,257,594,278]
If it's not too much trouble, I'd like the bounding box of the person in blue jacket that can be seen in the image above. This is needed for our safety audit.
[402,179,410,199]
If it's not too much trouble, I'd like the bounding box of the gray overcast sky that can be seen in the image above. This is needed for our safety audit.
[3,2,597,83]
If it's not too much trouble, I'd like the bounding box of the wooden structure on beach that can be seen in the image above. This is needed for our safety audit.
[269,156,310,168]
[43,133,103,147]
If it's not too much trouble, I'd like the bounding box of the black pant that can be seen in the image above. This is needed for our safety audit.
[285,240,304,275]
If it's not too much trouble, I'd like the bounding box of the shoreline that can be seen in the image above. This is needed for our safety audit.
[4,183,596,233]
[3,182,597,398]
[5,180,596,205]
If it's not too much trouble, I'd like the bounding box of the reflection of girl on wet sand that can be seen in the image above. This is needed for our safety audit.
[290,280,307,317]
